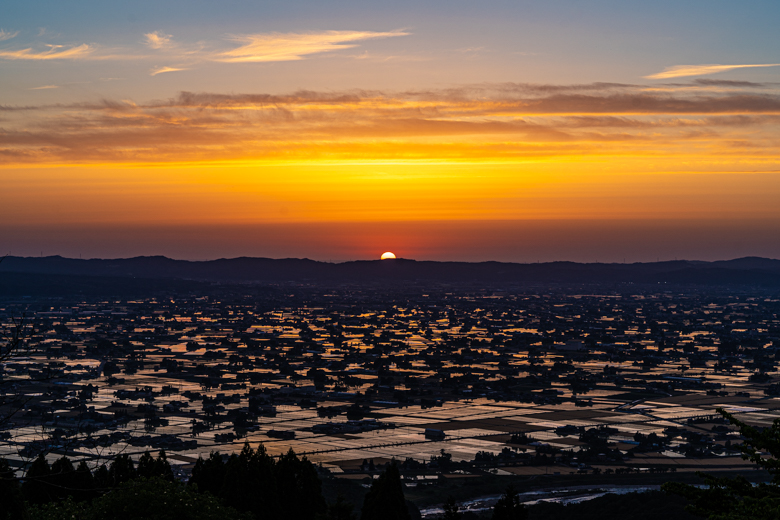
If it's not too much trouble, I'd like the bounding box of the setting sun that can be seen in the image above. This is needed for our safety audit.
[1,0,779,263]
[380,252,397,260]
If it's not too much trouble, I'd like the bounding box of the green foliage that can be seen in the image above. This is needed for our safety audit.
[29,477,250,520]
[27,497,86,520]
[492,486,527,520]
[360,462,411,520]
[663,407,780,519]
[319,494,358,520]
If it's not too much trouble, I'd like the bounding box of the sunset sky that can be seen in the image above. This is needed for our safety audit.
[2,0,780,262]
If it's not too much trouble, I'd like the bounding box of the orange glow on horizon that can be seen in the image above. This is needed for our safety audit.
[2,83,779,261]
[4,162,780,230]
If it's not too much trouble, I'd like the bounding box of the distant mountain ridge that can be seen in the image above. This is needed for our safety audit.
[2,255,780,287]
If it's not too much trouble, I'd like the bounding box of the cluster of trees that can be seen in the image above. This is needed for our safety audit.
[0,450,178,519]
[664,408,780,519]
[0,443,422,520]
[6,406,780,519]
[188,444,325,520]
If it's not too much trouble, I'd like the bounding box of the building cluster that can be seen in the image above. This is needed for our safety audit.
[1,284,779,479]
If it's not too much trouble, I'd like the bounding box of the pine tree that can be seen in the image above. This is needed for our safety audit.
[276,448,327,520]
[93,464,110,491]
[108,454,136,486]
[220,443,280,518]
[49,456,75,501]
[154,450,174,481]
[360,462,411,520]
[22,454,52,505]
[72,460,95,501]
[190,452,227,497]
[137,451,157,479]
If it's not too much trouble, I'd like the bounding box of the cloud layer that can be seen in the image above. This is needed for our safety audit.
[2,81,779,165]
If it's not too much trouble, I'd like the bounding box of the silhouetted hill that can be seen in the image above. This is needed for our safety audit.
[2,255,780,291]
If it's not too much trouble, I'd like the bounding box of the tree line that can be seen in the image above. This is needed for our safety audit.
[0,441,534,520]
[0,442,416,520]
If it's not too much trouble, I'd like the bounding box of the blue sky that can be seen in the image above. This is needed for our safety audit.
[3,0,780,104]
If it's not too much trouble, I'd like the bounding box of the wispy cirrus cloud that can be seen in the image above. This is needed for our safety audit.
[0,42,148,61]
[29,85,59,90]
[217,30,409,62]
[144,31,173,50]
[0,43,92,60]
[0,28,409,69]
[0,29,19,42]
[646,63,780,79]
[150,66,188,76]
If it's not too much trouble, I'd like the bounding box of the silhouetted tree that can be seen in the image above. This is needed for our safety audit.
[137,451,156,479]
[360,462,411,520]
[189,442,327,519]
[154,450,174,481]
[189,452,227,497]
[137,450,174,481]
[72,460,95,502]
[107,454,136,487]
[93,464,110,491]
[49,456,75,502]
[492,486,527,520]
[22,454,51,505]
[276,448,326,520]
[443,496,461,520]
[208,443,280,518]
[0,457,26,520]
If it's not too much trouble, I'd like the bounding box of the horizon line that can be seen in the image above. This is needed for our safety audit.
[4,254,779,265]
